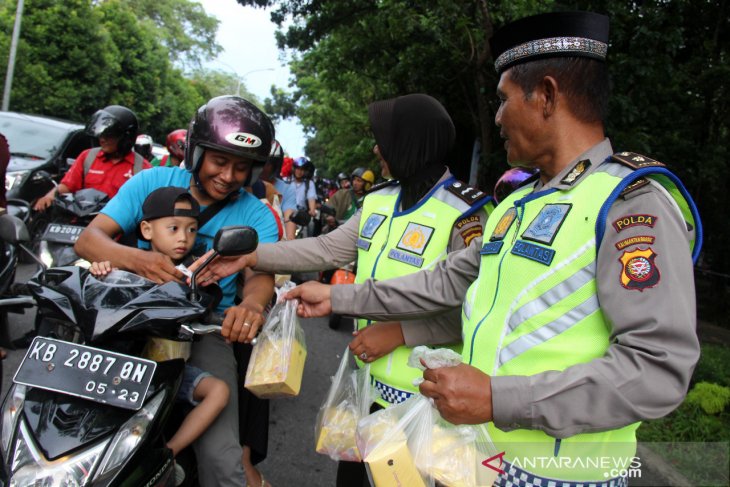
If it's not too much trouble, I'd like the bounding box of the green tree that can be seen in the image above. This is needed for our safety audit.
[121,0,221,69]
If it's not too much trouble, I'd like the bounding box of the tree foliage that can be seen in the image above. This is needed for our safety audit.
[0,0,226,142]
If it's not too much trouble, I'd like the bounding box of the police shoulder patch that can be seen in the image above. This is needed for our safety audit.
[447,180,488,205]
[619,247,661,291]
[612,152,665,170]
[620,177,651,197]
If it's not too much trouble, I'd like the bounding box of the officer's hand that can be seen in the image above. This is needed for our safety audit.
[33,193,55,212]
[90,261,114,277]
[309,208,317,217]
[132,250,184,284]
[419,362,493,425]
[222,301,264,343]
[284,281,332,318]
[188,249,258,285]
[349,322,405,363]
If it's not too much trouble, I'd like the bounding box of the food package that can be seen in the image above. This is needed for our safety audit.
[315,349,373,461]
[417,422,477,487]
[357,396,430,487]
[245,282,307,398]
[142,338,191,362]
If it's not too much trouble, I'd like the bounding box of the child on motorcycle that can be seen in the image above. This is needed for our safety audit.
[90,186,229,485]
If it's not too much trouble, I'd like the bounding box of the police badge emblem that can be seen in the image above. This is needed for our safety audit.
[522,204,572,245]
[360,213,387,240]
[619,247,660,291]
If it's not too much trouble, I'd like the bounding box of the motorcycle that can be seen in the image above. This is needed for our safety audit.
[0,201,37,348]
[34,187,109,268]
[0,224,258,486]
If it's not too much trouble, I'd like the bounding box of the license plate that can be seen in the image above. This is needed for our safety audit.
[14,337,157,411]
[41,224,85,244]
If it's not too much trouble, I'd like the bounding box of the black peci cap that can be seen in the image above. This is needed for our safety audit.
[141,187,200,223]
[490,11,610,74]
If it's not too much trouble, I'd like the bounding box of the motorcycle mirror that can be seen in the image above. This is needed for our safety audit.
[33,170,53,182]
[213,226,258,257]
[0,214,30,244]
[189,226,258,303]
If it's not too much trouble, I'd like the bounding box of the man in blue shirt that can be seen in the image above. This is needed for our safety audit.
[76,96,279,487]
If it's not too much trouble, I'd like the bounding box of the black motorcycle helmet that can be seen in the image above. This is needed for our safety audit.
[86,105,139,155]
[185,96,275,175]
[268,139,285,178]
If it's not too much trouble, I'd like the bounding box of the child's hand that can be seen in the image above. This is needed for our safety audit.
[90,261,115,277]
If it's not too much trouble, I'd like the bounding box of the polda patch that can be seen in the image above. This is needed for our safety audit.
[612,214,657,232]
[619,247,660,291]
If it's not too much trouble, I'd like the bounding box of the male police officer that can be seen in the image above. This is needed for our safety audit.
[287,11,701,486]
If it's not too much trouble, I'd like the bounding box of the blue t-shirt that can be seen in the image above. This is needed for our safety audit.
[274,178,296,212]
[102,166,279,312]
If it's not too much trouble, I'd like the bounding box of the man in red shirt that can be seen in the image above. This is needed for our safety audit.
[34,105,150,211]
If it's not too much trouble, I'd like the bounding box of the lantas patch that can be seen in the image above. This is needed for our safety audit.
[224,132,262,148]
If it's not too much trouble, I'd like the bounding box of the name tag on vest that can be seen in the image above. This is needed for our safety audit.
[387,249,424,268]
[480,241,504,255]
[511,240,556,266]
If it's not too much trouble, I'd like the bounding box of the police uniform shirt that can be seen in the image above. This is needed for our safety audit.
[331,138,699,436]
[253,169,489,346]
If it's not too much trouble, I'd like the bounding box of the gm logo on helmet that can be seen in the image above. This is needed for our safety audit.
[225,132,262,148]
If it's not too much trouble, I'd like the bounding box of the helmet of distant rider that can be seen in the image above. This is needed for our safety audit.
[293,156,314,176]
[86,105,139,155]
[184,95,275,174]
[351,167,375,191]
[493,167,537,204]
[134,134,154,160]
[166,129,187,161]
[337,172,349,183]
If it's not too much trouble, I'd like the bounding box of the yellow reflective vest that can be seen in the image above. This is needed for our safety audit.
[462,159,700,481]
[356,178,492,407]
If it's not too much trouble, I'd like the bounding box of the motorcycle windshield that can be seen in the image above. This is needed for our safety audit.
[82,270,156,310]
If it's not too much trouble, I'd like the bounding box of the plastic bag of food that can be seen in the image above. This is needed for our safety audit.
[315,348,374,461]
[245,282,307,398]
[142,338,191,362]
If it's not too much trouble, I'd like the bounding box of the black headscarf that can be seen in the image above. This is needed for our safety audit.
[368,94,455,210]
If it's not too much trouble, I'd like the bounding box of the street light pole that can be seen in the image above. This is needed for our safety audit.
[2,0,25,111]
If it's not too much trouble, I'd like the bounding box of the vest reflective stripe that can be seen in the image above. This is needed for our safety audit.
[500,292,600,367]
[463,166,647,481]
[356,178,490,406]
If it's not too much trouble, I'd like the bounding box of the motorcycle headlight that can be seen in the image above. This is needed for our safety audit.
[95,390,166,479]
[9,420,108,487]
[5,171,29,192]
[1,385,26,463]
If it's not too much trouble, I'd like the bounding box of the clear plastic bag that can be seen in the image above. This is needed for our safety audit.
[355,346,500,487]
[244,282,307,398]
[315,347,374,461]
[142,338,191,362]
